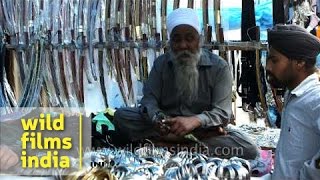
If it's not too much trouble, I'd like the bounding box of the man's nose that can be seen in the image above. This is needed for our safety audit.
[177,39,188,51]
[265,63,275,80]
[266,62,272,72]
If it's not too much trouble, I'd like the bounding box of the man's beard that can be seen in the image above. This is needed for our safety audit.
[266,62,297,89]
[266,72,284,88]
[171,50,201,104]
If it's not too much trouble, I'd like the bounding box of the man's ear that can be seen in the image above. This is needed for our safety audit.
[294,60,306,70]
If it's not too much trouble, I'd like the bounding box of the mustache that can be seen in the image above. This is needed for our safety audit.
[266,71,276,83]
[266,71,274,80]
[266,71,284,88]
[174,50,194,59]
[172,50,201,67]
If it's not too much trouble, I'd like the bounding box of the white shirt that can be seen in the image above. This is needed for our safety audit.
[272,73,320,180]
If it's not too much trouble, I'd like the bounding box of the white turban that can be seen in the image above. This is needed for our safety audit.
[166,8,201,37]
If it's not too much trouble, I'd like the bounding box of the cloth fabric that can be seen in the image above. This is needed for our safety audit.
[272,73,320,179]
[113,107,259,160]
[140,49,232,128]
[268,24,320,61]
[166,8,201,37]
[250,150,273,177]
[299,150,320,180]
[306,0,320,32]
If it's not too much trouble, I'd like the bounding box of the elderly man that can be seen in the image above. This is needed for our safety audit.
[267,24,320,179]
[113,8,258,159]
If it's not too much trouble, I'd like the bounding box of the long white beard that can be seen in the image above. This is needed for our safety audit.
[171,50,201,104]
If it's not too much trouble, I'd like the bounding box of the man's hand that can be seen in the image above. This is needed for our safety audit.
[165,116,201,136]
[153,112,171,136]
[155,119,171,135]
[0,145,19,170]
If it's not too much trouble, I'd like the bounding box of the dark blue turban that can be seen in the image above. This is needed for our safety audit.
[268,24,320,61]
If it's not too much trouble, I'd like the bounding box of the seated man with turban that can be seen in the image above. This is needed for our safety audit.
[113,8,258,159]
[267,24,320,179]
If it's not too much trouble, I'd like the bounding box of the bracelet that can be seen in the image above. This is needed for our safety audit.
[152,111,161,122]
[152,114,158,122]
